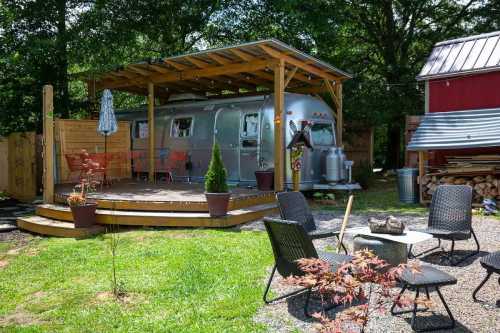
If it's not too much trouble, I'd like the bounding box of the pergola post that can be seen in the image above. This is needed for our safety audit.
[335,82,343,147]
[274,59,285,192]
[87,79,96,116]
[147,82,155,183]
[42,85,55,203]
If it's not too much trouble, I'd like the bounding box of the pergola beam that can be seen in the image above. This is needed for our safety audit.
[258,44,341,82]
[284,67,298,88]
[97,58,278,90]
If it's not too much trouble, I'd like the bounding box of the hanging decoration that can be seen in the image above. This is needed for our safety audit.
[287,120,313,191]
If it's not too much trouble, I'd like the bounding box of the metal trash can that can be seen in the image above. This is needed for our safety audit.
[397,168,419,203]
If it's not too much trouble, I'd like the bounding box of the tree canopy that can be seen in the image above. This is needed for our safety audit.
[0,0,497,167]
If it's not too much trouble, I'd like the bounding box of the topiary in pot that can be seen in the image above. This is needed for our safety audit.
[205,142,230,217]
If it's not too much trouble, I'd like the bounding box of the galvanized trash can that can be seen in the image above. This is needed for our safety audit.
[397,168,419,204]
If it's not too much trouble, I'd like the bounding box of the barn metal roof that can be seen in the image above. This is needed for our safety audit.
[407,108,500,151]
[417,31,500,81]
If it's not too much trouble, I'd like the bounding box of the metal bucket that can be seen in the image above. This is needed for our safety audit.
[397,168,419,203]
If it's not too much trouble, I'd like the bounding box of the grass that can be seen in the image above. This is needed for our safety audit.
[0,229,273,332]
[315,175,427,215]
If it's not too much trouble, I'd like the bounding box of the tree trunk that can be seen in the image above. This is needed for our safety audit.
[56,0,69,118]
[384,122,402,170]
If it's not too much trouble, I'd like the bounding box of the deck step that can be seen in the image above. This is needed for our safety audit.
[36,203,278,227]
[17,216,106,238]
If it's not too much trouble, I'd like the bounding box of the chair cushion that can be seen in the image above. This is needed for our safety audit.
[400,265,457,287]
[480,251,500,272]
[308,229,340,239]
[423,227,471,240]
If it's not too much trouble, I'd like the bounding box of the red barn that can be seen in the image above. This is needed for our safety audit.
[408,31,500,203]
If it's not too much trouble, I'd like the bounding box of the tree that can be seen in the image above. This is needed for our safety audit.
[208,0,481,168]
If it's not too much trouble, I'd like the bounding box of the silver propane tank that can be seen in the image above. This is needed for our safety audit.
[338,147,347,181]
[325,147,342,183]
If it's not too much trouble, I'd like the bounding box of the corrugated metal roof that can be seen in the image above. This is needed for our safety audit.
[417,31,500,80]
[407,108,500,151]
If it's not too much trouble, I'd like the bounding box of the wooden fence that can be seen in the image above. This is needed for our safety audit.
[405,115,423,168]
[343,126,374,168]
[0,137,8,192]
[55,119,132,183]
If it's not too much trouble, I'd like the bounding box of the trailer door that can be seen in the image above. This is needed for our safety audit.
[214,107,240,182]
[239,112,260,182]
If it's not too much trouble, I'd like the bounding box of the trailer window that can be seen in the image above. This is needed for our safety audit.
[135,121,148,139]
[242,113,259,137]
[311,123,334,146]
[171,117,193,138]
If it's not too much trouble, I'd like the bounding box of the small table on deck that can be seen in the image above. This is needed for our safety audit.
[344,227,433,265]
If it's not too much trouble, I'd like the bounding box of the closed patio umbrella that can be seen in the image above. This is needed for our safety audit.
[98,89,118,184]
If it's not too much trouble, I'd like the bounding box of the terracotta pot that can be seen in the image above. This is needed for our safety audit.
[70,203,97,228]
[255,170,274,191]
[205,192,231,217]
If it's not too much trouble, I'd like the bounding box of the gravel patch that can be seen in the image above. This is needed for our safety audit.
[242,211,500,333]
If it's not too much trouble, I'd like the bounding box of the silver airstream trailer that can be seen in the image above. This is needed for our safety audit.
[116,92,341,190]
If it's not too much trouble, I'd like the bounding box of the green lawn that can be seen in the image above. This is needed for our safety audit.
[0,229,273,332]
[314,175,427,215]
[0,177,426,332]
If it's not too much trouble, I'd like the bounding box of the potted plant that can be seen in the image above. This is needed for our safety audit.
[205,142,230,217]
[67,150,100,228]
[255,164,274,191]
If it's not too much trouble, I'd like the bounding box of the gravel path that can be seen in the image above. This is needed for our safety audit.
[241,211,500,333]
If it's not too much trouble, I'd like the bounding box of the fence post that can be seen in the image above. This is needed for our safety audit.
[43,85,55,204]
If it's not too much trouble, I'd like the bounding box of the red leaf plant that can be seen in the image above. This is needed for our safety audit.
[284,250,421,333]
[67,150,101,206]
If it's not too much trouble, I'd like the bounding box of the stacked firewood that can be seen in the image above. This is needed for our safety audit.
[420,174,500,202]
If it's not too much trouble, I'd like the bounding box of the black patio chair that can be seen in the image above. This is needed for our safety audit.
[263,217,353,317]
[276,191,348,254]
[391,265,457,331]
[411,185,480,265]
[472,251,500,307]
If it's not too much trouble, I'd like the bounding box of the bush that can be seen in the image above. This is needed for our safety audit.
[205,142,229,193]
[353,160,374,189]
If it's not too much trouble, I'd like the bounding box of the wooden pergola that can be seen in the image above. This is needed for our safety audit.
[82,39,351,191]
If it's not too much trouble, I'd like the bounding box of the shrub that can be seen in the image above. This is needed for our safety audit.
[66,149,100,206]
[205,142,228,193]
[353,161,374,189]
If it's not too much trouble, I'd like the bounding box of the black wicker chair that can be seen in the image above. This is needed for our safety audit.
[263,217,353,316]
[472,251,500,307]
[411,185,480,265]
[276,192,348,254]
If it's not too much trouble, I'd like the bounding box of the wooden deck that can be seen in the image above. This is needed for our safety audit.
[55,181,275,212]
[56,180,275,212]
[18,181,278,237]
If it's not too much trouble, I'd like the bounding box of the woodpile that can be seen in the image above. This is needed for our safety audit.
[435,155,500,175]
[420,174,500,203]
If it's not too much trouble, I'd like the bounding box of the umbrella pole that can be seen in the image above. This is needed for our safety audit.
[104,132,108,185]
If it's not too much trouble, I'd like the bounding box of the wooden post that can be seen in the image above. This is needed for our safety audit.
[292,170,300,191]
[147,82,155,183]
[274,59,285,192]
[418,151,425,204]
[43,85,55,203]
[87,79,96,117]
[337,194,354,253]
[335,82,343,147]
